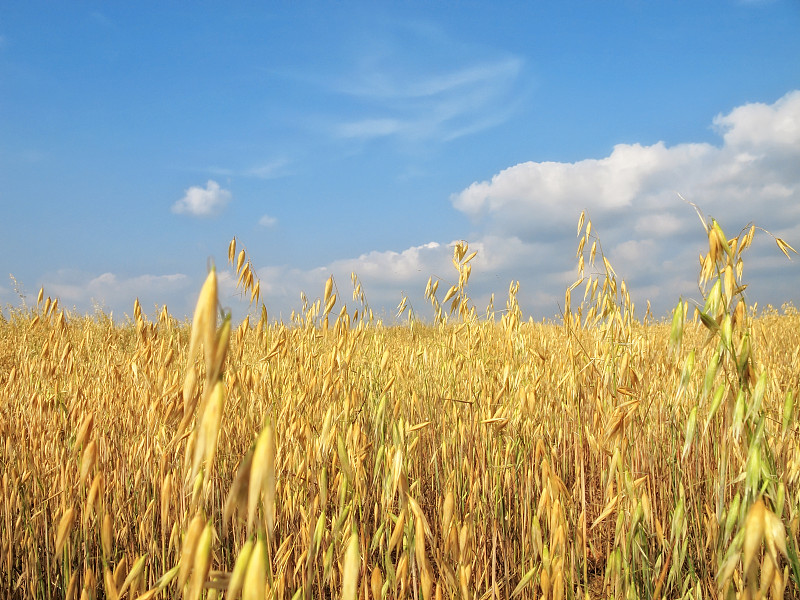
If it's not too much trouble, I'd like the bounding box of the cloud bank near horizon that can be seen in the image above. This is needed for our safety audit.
[247,90,800,321]
[4,91,799,323]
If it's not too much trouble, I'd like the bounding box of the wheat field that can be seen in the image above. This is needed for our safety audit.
[1,215,798,599]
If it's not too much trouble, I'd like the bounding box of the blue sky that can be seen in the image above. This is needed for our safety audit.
[1,1,799,323]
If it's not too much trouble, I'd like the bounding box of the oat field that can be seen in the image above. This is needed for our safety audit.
[1,215,799,600]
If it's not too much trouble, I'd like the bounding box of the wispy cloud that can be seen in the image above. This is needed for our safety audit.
[337,57,523,100]
[171,180,232,217]
[245,159,291,179]
[331,57,524,143]
[259,214,277,228]
[315,24,525,144]
[210,159,291,180]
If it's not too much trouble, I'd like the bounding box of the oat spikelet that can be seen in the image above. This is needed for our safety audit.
[104,567,120,600]
[227,539,254,600]
[224,450,253,531]
[370,566,383,600]
[342,531,360,600]
[101,512,114,558]
[55,507,76,556]
[190,379,226,487]
[118,554,147,598]
[743,498,766,576]
[187,523,213,600]
[209,312,232,383]
[248,422,277,537]
[179,512,207,590]
[79,440,98,484]
[242,537,267,600]
[73,413,94,452]
[441,490,454,541]
[161,472,173,535]
[763,506,787,563]
[187,267,218,370]
[415,514,433,600]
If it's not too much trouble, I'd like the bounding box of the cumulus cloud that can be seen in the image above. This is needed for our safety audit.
[453,91,800,233]
[445,90,800,316]
[241,242,451,319]
[713,90,800,150]
[246,87,800,321]
[172,180,232,217]
[326,242,448,283]
[239,91,800,321]
[452,141,715,234]
[37,270,191,319]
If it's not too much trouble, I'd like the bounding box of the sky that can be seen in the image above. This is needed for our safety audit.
[1,1,799,324]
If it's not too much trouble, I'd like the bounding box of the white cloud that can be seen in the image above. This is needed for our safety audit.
[243,87,800,321]
[713,90,800,151]
[34,270,191,319]
[452,141,715,230]
[327,242,447,283]
[634,213,683,237]
[172,180,232,217]
[446,90,800,316]
[259,214,278,228]
[245,242,456,321]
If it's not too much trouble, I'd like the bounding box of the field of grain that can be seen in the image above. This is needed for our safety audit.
[1,217,799,600]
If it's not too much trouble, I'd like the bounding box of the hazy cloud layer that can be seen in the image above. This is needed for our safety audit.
[172,180,232,217]
[9,270,192,320]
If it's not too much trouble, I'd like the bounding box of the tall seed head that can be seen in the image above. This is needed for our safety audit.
[227,539,254,600]
[187,267,218,370]
[248,423,276,537]
[242,537,267,600]
[179,512,207,589]
[55,507,76,556]
[342,531,360,600]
